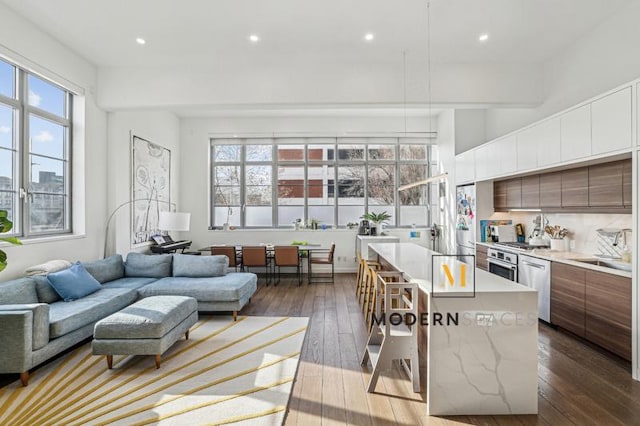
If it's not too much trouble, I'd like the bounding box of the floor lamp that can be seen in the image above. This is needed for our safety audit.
[103,198,185,258]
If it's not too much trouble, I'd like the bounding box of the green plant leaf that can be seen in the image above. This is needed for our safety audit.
[0,237,21,245]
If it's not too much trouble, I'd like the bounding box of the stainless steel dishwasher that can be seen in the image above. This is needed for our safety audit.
[517,254,551,322]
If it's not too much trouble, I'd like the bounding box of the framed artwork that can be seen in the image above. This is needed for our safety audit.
[131,135,171,245]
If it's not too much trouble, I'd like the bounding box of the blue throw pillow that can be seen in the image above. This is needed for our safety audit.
[47,262,102,302]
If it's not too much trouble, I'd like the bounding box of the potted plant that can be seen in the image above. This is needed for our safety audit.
[310,218,319,230]
[361,211,392,236]
[0,210,22,272]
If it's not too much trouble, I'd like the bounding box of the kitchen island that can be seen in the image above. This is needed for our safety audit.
[368,242,538,416]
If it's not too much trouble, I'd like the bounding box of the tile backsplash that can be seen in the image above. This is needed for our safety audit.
[489,212,632,255]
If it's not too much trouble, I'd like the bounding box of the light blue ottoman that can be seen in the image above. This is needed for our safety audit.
[92,295,198,369]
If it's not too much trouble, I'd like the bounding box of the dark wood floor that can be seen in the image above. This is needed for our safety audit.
[3,273,639,425]
[243,273,640,426]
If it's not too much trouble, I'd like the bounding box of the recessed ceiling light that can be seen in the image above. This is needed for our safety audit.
[249,34,260,43]
[364,33,375,42]
[135,37,146,45]
[478,33,489,42]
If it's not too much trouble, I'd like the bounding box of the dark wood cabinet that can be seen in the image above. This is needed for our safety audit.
[539,172,562,208]
[494,180,507,211]
[521,175,540,208]
[550,263,586,337]
[623,159,632,207]
[475,244,488,271]
[585,271,632,361]
[589,161,623,207]
[506,178,522,208]
[561,167,589,207]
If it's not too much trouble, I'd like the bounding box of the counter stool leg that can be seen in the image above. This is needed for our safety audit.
[155,355,161,369]
[106,355,113,369]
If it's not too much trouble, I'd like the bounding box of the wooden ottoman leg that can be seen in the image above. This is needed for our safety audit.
[155,355,161,369]
[20,371,29,386]
[106,355,113,369]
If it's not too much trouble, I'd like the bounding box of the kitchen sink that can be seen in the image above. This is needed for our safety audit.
[574,258,632,272]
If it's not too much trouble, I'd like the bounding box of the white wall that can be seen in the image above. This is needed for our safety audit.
[485,0,640,141]
[0,3,107,278]
[106,111,181,256]
[454,109,486,155]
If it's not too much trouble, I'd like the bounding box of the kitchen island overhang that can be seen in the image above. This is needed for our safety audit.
[368,242,539,416]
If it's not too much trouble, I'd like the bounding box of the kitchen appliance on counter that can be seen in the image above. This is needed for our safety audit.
[358,220,371,235]
[455,184,476,264]
[518,254,551,322]
[528,214,550,247]
[494,241,549,251]
[487,247,518,281]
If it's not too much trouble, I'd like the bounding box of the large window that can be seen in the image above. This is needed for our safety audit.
[0,58,73,237]
[210,137,437,228]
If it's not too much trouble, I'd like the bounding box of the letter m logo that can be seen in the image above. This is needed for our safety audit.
[431,254,476,298]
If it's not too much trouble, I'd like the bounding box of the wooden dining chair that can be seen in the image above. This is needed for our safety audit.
[211,246,241,271]
[274,246,302,286]
[309,243,336,284]
[241,246,272,285]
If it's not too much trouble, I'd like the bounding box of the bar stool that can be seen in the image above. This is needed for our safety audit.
[367,271,405,333]
[361,262,381,316]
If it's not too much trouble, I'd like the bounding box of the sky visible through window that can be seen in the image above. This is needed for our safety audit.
[0,60,13,98]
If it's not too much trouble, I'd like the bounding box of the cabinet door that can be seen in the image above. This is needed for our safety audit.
[585,271,632,360]
[588,161,623,207]
[521,175,540,208]
[506,178,522,208]
[561,104,591,162]
[516,128,538,171]
[497,135,517,176]
[475,245,488,271]
[494,180,507,212]
[592,87,632,155]
[539,172,561,208]
[561,167,589,207]
[535,117,561,168]
[623,159,632,207]
[455,151,475,184]
[550,263,585,337]
[475,145,490,180]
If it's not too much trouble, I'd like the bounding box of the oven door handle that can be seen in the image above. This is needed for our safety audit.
[488,258,517,270]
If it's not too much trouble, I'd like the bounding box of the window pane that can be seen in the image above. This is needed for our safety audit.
[337,166,364,200]
[213,186,240,205]
[400,144,428,160]
[246,144,272,161]
[308,144,334,161]
[0,149,13,188]
[399,164,429,205]
[246,165,271,186]
[246,186,271,205]
[0,105,14,149]
[246,206,272,227]
[0,60,15,98]
[278,166,304,204]
[400,206,428,226]
[308,165,334,206]
[277,145,304,161]
[278,206,304,226]
[368,144,395,160]
[338,205,364,226]
[368,164,395,205]
[337,144,364,161]
[213,145,241,162]
[308,206,333,226]
[214,206,240,226]
[30,156,65,193]
[30,115,65,158]
[28,74,65,118]
[213,165,240,186]
[0,191,17,233]
[30,194,65,232]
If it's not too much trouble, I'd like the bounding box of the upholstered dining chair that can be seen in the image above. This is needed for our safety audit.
[241,246,272,285]
[309,242,336,284]
[273,246,302,286]
[211,246,241,271]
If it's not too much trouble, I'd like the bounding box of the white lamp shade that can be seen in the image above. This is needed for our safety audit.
[158,212,191,231]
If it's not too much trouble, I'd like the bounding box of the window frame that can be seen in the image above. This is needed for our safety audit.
[0,58,73,238]
[209,137,435,229]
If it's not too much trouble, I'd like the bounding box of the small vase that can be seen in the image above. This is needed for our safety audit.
[550,239,565,251]
[223,223,230,231]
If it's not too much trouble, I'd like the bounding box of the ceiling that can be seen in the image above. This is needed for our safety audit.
[0,0,630,115]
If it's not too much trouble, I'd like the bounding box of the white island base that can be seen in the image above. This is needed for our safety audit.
[369,243,538,416]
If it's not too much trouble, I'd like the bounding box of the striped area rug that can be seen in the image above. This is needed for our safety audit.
[0,315,308,426]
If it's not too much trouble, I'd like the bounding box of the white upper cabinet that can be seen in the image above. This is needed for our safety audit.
[516,127,538,171]
[474,144,491,181]
[591,87,632,155]
[455,150,475,184]
[561,104,591,162]
[494,135,517,175]
[534,117,561,168]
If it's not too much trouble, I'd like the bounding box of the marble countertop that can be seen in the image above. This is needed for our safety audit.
[369,242,536,294]
[476,241,632,278]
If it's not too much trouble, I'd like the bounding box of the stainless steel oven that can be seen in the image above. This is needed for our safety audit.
[487,248,518,281]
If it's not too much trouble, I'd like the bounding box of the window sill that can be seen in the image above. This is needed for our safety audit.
[2,233,86,246]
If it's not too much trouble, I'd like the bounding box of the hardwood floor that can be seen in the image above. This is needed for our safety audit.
[243,273,640,426]
[2,273,639,425]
